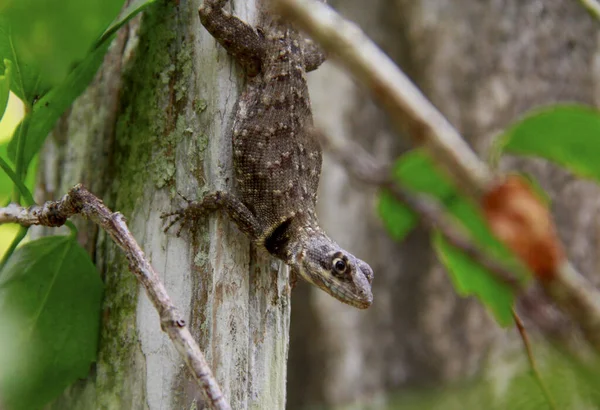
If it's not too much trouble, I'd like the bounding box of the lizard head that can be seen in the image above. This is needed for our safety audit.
[292,233,373,309]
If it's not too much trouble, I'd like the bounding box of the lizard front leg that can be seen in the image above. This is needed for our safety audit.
[162,191,261,242]
[199,0,266,74]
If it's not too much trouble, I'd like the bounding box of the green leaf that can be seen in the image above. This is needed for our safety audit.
[0,21,46,104]
[377,190,418,241]
[379,150,524,326]
[377,150,454,240]
[0,0,123,96]
[498,104,600,183]
[5,0,159,172]
[433,234,514,326]
[391,150,456,199]
[7,40,111,170]
[0,59,11,120]
[0,235,103,410]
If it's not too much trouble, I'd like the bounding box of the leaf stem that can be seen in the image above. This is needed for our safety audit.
[66,221,78,237]
[13,107,30,203]
[513,311,558,410]
[0,156,34,206]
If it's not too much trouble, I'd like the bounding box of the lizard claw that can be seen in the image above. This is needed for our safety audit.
[161,191,195,235]
[175,190,192,204]
[161,197,207,237]
[160,209,184,235]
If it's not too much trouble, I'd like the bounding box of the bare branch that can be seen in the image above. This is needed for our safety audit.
[0,185,231,410]
[578,0,600,21]
[273,0,494,200]
[542,262,600,350]
[275,0,600,351]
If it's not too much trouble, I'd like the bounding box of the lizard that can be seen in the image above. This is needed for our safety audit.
[162,0,373,309]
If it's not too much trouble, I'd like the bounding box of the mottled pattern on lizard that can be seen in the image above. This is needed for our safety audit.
[163,0,373,308]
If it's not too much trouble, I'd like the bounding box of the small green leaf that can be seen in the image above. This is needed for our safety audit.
[7,40,111,169]
[376,150,454,240]
[0,59,11,120]
[498,104,600,183]
[377,190,418,241]
[0,235,103,410]
[433,234,514,326]
[391,150,456,199]
[379,150,525,326]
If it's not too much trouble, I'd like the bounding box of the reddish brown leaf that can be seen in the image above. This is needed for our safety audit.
[482,176,564,280]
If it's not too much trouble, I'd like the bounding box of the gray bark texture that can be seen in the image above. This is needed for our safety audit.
[39,1,290,409]
[288,0,600,408]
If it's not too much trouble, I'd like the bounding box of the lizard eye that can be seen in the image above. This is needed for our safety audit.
[332,258,347,274]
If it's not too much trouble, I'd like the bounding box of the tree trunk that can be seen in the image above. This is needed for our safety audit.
[288,0,600,408]
[39,1,290,409]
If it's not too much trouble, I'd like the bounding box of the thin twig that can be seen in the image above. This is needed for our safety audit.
[513,311,558,410]
[578,0,600,21]
[274,0,600,353]
[0,184,230,410]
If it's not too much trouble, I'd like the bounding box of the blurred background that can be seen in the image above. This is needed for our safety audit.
[287,0,600,408]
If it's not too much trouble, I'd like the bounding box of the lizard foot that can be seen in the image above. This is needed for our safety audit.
[161,192,208,237]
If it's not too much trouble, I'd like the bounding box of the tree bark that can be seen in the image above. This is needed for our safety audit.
[38,1,290,409]
[288,0,600,408]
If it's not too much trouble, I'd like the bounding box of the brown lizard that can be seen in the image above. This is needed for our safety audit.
[163,0,373,309]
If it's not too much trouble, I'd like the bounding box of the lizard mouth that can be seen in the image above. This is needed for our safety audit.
[294,265,373,309]
[324,279,373,309]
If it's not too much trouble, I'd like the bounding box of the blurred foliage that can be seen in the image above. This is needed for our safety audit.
[433,233,514,326]
[390,345,600,410]
[0,235,103,410]
[378,103,600,328]
[6,40,111,171]
[0,0,123,95]
[2,0,157,177]
[0,93,27,258]
[0,0,158,408]
[0,60,10,119]
[377,190,417,241]
[378,150,527,326]
[497,104,600,183]
[376,102,600,408]
[0,91,23,138]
